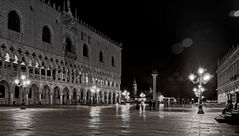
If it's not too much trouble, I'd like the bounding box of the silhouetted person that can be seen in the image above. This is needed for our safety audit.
[152,101,156,110]
[222,100,233,114]
[136,101,140,110]
[149,100,152,110]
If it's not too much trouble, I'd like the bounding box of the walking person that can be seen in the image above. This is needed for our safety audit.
[141,100,145,110]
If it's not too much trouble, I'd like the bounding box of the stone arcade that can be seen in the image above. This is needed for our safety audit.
[217,46,239,105]
[0,0,122,105]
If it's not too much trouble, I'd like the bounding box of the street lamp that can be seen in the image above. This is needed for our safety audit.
[90,85,100,105]
[14,74,31,109]
[189,67,213,114]
[122,90,130,102]
[140,92,146,101]
[140,92,145,98]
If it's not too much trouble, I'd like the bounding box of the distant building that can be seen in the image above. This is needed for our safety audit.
[217,46,239,104]
[0,0,122,105]
[132,78,137,97]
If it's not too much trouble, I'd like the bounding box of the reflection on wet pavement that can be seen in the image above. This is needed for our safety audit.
[12,110,34,136]
[0,105,238,136]
[89,107,101,135]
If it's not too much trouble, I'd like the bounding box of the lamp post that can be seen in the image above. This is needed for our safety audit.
[122,90,130,103]
[140,92,146,101]
[189,67,213,114]
[14,74,31,109]
[90,85,99,105]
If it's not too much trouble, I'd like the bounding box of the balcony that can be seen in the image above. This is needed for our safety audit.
[99,62,105,67]
[7,30,23,42]
[65,51,77,60]
[42,42,54,52]
[83,56,89,62]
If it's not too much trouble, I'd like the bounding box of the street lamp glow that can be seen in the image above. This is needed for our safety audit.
[122,90,130,102]
[193,88,197,92]
[197,67,205,75]
[14,74,31,108]
[188,67,213,114]
[23,81,27,86]
[140,93,145,98]
[234,10,239,17]
[200,87,205,92]
[26,80,31,85]
[21,75,26,80]
[122,90,127,96]
[203,73,211,82]
[14,79,20,85]
[189,74,196,81]
[96,88,100,93]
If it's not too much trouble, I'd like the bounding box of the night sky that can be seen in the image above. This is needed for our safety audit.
[56,0,239,99]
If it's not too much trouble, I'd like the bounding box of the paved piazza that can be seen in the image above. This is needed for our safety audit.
[0,104,238,136]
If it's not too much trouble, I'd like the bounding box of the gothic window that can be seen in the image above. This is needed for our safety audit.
[0,85,5,98]
[99,51,104,63]
[81,32,84,40]
[8,10,21,32]
[42,26,51,43]
[66,38,72,52]
[88,35,91,44]
[29,88,32,98]
[14,86,20,98]
[111,56,115,67]
[83,44,88,57]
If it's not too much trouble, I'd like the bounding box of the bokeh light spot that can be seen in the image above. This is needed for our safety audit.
[182,38,193,48]
[234,10,239,17]
[171,43,184,54]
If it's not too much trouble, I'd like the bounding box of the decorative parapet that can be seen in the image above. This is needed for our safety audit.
[217,45,239,69]
[37,0,122,48]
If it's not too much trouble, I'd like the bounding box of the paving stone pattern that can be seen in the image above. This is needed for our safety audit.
[0,105,238,136]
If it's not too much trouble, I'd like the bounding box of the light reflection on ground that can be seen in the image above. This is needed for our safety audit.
[0,105,238,136]
[89,106,101,130]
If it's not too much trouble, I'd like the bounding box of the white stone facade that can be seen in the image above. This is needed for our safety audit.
[0,0,122,105]
[217,46,239,105]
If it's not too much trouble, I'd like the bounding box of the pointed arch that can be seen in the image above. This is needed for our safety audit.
[63,87,70,104]
[0,80,10,98]
[53,86,61,104]
[72,88,77,100]
[0,80,11,105]
[99,51,104,63]
[111,56,115,67]
[8,10,22,32]
[42,84,51,104]
[83,44,89,57]
[42,25,52,44]
[65,37,73,52]
[29,83,40,105]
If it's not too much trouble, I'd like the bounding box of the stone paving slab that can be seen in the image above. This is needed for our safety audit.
[0,105,238,136]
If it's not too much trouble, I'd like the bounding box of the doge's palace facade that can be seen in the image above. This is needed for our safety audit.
[0,0,122,105]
